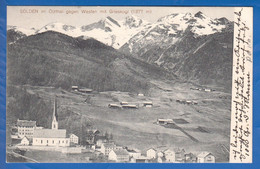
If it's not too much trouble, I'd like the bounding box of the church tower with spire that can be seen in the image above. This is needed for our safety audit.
[51,96,58,130]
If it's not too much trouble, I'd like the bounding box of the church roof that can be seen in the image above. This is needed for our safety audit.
[34,129,66,138]
[113,149,129,156]
[17,120,36,127]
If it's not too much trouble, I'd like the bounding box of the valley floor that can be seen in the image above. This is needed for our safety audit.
[7,79,231,162]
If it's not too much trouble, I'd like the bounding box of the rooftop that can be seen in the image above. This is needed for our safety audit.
[34,129,67,138]
[113,149,129,156]
[102,143,115,148]
[17,119,36,127]
[197,152,213,158]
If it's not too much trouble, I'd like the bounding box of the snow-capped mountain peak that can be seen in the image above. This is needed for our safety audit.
[121,15,149,28]
[37,22,77,33]
[194,11,206,19]
[156,12,229,36]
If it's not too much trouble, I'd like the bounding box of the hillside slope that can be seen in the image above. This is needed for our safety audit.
[7,31,174,93]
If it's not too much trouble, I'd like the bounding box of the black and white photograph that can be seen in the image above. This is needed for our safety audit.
[6,6,253,163]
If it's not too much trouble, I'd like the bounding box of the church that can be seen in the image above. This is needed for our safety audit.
[32,97,70,147]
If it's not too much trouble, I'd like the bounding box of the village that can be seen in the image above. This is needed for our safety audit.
[7,85,217,163]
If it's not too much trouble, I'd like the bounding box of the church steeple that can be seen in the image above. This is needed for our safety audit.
[51,96,58,130]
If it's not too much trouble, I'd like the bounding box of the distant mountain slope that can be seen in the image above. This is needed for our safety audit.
[7,31,173,93]
[120,12,234,90]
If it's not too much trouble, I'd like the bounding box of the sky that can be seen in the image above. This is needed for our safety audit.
[7,6,235,29]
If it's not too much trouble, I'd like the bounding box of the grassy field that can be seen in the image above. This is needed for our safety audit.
[16,78,231,162]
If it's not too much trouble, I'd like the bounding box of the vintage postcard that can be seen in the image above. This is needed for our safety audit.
[6,6,253,163]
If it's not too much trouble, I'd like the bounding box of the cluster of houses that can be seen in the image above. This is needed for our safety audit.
[80,128,215,163]
[11,97,79,149]
[144,148,215,163]
[87,137,215,163]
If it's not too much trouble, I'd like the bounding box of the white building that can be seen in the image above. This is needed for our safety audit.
[100,142,116,156]
[108,149,129,162]
[197,152,215,163]
[164,149,175,162]
[157,119,174,125]
[17,119,36,139]
[146,148,157,159]
[143,101,153,107]
[20,136,30,145]
[33,129,70,147]
[69,134,79,144]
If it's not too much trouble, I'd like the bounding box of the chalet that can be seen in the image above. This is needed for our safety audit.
[100,142,116,156]
[164,149,175,162]
[157,119,174,125]
[175,148,185,162]
[108,104,121,109]
[71,86,79,91]
[120,101,128,105]
[17,119,36,139]
[108,149,130,162]
[146,148,156,159]
[69,134,79,144]
[186,100,192,104]
[143,102,153,107]
[197,152,215,163]
[79,88,93,93]
[20,136,30,146]
[184,153,197,163]
[122,104,138,109]
[204,89,211,92]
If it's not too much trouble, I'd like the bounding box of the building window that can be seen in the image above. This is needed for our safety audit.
[47,140,48,143]
[53,140,54,144]
[41,140,43,144]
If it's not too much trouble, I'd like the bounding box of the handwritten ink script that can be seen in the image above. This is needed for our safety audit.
[230,7,253,163]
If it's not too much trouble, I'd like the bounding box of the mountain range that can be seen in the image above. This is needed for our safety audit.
[7,11,233,91]
[8,15,149,49]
